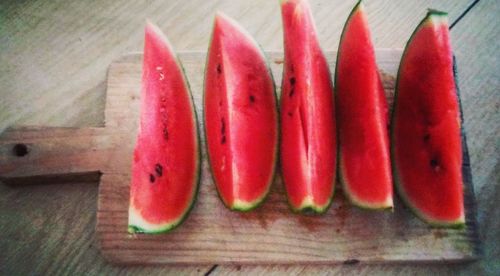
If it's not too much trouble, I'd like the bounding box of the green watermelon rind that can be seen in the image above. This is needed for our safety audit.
[339,154,394,211]
[333,0,363,87]
[231,46,279,213]
[280,0,336,215]
[203,13,279,212]
[390,10,465,228]
[128,23,201,234]
[283,61,336,215]
[286,195,334,215]
[334,0,393,211]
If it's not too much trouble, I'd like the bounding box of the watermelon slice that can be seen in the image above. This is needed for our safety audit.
[280,0,336,213]
[204,13,278,211]
[391,10,465,227]
[335,1,393,209]
[128,22,200,233]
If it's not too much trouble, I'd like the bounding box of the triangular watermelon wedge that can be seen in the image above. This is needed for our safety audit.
[335,0,393,210]
[204,13,278,211]
[128,22,200,234]
[280,0,337,213]
[391,10,465,227]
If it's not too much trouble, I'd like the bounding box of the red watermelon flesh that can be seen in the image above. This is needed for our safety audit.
[392,11,465,227]
[204,13,278,211]
[128,22,200,233]
[335,1,393,209]
[280,0,336,213]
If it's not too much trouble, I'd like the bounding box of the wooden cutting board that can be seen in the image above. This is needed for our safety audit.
[0,50,481,265]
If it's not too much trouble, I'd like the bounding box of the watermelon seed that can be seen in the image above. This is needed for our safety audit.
[221,118,226,134]
[155,163,163,177]
[249,95,255,102]
[149,174,155,183]
[423,134,430,142]
[430,158,440,171]
[289,77,296,97]
[163,127,169,140]
[221,117,227,144]
[217,64,222,74]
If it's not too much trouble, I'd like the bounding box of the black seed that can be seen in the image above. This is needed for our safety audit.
[288,112,293,117]
[221,135,226,144]
[249,95,255,102]
[423,134,430,142]
[221,118,225,134]
[289,88,295,97]
[149,174,155,183]
[217,64,222,74]
[155,163,163,177]
[430,158,439,168]
[163,127,169,140]
[289,77,296,86]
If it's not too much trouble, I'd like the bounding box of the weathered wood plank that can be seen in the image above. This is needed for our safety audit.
[95,51,479,265]
[1,0,495,274]
[0,127,114,184]
[215,0,500,274]
[0,0,471,133]
[447,0,500,274]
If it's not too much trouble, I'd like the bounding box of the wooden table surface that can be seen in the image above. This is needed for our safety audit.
[1,0,498,275]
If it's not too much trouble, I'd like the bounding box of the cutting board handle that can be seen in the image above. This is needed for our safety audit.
[0,126,114,185]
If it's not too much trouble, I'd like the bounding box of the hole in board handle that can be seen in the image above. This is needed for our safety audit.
[12,143,29,157]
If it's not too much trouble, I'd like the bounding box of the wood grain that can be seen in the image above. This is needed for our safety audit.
[1,0,497,274]
[447,1,500,274]
[93,50,479,265]
[0,51,479,265]
[0,127,110,184]
[0,0,472,133]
